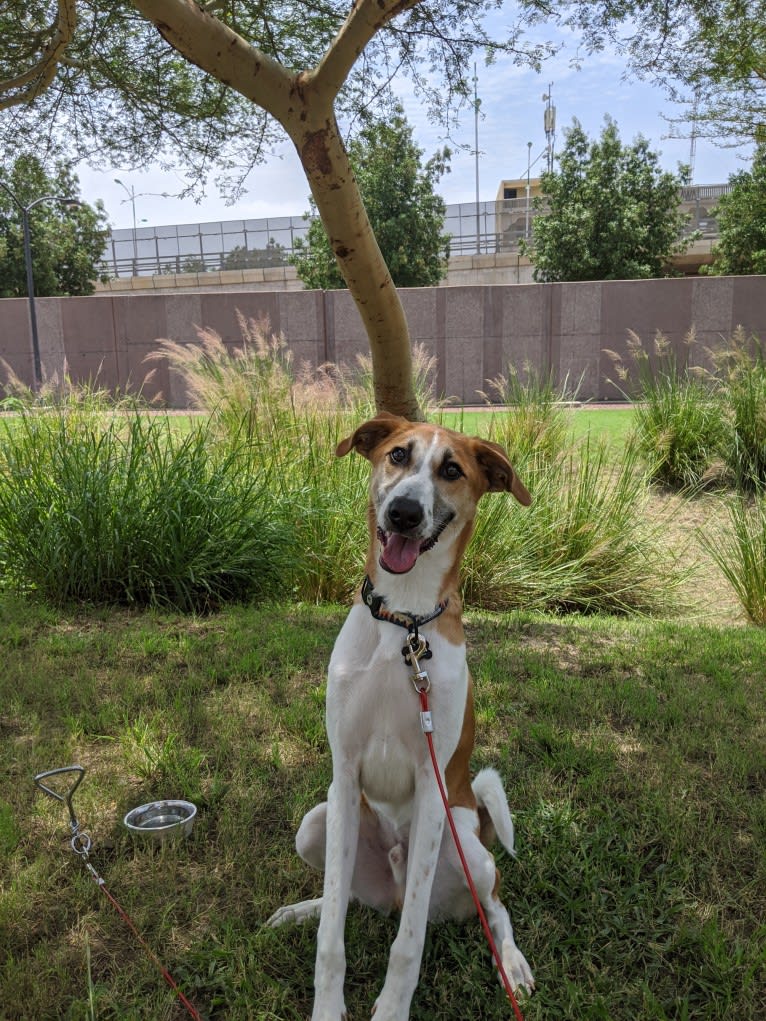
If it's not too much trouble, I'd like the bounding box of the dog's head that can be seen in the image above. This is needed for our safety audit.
[337,413,530,575]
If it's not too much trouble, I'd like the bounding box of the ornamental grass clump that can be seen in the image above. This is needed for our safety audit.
[701,494,766,625]
[148,318,441,604]
[482,365,570,466]
[146,313,297,446]
[604,330,728,490]
[0,400,294,611]
[710,327,766,491]
[150,314,440,435]
[463,437,681,615]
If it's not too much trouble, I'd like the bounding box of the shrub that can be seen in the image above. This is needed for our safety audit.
[605,330,728,490]
[710,328,766,491]
[701,494,766,625]
[0,401,294,611]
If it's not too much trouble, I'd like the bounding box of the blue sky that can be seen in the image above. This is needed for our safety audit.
[78,20,753,233]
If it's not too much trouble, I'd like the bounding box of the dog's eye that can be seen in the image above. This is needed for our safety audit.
[389,446,408,465]
[441,461,463,481]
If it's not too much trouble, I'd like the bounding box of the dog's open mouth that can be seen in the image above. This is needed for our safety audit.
[377,530,428,574]
[377,515,454,575]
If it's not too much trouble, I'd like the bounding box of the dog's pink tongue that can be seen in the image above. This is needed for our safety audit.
[380,534,421,574]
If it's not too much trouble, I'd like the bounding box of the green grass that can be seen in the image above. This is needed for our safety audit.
[1,594,764,1020]
[440,406,634,456]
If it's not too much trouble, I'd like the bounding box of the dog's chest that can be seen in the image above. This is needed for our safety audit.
[327,605,468,814]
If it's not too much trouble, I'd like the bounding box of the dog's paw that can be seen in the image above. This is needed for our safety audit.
[266,897,322,927]
[501,939,535,996]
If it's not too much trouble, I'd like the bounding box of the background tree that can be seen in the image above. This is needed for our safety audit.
[706,145,766,275]
[223,239,288,271]
[292,108,450,290]
[524,118,692,282]
[0,155,109,297]
[556,0,766,150]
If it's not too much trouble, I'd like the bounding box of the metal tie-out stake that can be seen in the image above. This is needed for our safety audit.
[34,765,92,857]
[33,764,203,1020]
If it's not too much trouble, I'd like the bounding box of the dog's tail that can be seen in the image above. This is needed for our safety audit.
[472,767,516,857]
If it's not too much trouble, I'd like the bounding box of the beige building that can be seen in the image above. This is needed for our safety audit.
[495,177,544,252]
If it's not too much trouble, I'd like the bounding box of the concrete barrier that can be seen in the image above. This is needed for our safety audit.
[1,276,764,405]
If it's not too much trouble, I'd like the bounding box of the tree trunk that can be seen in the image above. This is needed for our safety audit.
[285,99,421,419]
[130,0,423,420]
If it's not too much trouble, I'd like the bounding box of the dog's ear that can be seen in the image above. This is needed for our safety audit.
[473,439,532,505]
[336,412,409,459]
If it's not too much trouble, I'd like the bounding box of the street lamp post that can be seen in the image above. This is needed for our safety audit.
[114,179,166,275]
[114,178,139,272]
[0,182,79,390]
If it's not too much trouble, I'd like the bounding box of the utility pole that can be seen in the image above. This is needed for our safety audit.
[525,141,533,239]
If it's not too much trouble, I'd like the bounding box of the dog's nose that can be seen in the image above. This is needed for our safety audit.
[387,496,424,533]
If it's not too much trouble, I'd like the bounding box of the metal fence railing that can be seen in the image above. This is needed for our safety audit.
[102,186,734,278]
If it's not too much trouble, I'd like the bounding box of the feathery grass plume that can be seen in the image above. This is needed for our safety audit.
[481,364,572,467]
[0,357,149,413]
[145,314,296,445]
[150,316,439,428]
[337,343,442,419]
[604,329,728,490]
[701,493,766,625]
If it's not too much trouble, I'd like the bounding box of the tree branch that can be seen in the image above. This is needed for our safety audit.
[0,0,77,110]
[128,0,295,122]
[311,0,422,98]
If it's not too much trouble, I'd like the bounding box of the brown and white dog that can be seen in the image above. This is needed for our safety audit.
[268,413,534,1020]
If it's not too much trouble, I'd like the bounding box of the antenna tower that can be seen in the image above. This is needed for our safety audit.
[543,84,556,173]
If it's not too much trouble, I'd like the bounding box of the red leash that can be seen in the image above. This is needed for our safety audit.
[405,631,525,1021]
[85,863,204,1021]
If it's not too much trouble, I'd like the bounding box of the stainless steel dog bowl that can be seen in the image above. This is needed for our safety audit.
[123,800,197,841]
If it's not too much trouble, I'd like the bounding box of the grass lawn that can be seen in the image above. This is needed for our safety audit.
[441,404,635,454]
[1,588,764,1020]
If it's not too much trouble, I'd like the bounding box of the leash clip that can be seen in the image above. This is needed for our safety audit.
[404,632,431,694]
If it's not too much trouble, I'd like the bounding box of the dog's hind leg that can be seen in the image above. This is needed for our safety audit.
[434,805,534,996]
[266,897,323,927]
[268,798,405,928]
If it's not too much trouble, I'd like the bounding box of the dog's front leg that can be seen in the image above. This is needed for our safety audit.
[312,768,360,1021]
[372,771,445,1021]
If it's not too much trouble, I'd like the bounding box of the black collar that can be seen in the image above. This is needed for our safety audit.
[360,575,448,635]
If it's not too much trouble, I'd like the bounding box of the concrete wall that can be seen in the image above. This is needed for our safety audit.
[2,276,765,405]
